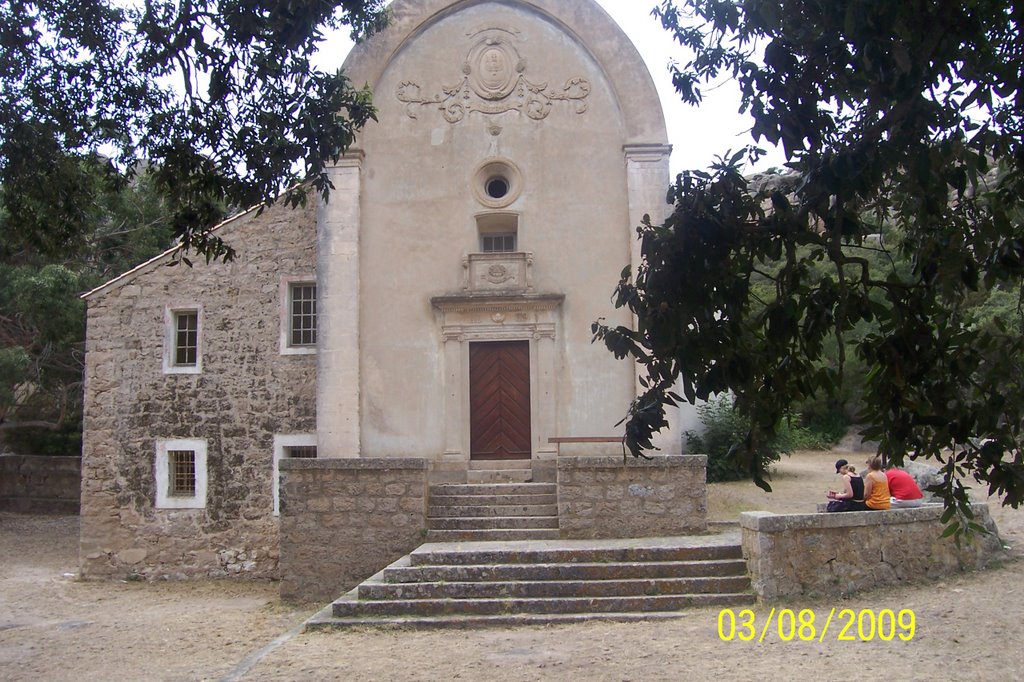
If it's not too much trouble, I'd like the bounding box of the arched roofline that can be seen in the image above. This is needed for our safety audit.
[343,0,669,145]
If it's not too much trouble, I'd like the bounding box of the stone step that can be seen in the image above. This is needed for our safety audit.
[307,610,706,630]
[410,543,743,567]
[358,576,752,601]
[383,558,749,583]
[427,504,559,518]
[429,493,557,507]
[308,533,753,630]
[466,469,532,484]
[333,593,754,618]
[429,483,556,496]
[468,459,532,470]
[426,515,560,531]
[424,529,562,542]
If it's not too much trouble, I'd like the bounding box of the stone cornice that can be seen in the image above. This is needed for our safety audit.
[623,143,673,163]
[430,292,564,314]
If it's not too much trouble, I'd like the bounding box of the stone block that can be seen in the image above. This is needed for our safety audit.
[741,504,1004,602]
[557,455,707,538]
[278,458,430,601]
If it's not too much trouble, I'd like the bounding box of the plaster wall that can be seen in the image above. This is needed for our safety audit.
[343,1,654,458]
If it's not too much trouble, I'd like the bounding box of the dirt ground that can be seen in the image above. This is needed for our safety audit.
[3,449,1024,682]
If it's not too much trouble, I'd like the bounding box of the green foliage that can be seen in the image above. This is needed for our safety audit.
[594,0,1024,530]
[686,394,841,482]
[0,0,387,262]
[0,346,30,416]
[685,395,787,482]
[798,408,850,448]
[2,420,82,457]
[0,164,179,452]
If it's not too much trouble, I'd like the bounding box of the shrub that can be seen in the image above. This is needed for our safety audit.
[2,420,82,457]
[685,395,791,482]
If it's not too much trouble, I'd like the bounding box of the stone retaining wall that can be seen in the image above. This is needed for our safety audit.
[0,455,81,514]
[279,458,430,602]
[557,455,707,538]
[741,504,1005,601]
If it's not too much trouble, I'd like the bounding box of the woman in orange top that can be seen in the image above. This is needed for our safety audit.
[863,456,891,510]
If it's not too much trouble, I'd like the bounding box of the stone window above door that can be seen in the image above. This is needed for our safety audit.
[481,233,516,253]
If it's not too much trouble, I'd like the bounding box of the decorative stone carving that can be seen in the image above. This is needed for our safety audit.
[397,34,590,123]
[461,252,533,294]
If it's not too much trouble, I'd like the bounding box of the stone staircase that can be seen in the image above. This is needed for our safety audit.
[307,534,754,629]
[466,458,532,483]
[425,482,560,542]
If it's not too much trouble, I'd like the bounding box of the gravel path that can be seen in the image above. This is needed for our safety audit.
[2,450,1022,681]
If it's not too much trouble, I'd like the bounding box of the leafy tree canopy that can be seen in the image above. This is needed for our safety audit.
[1,0,387,262]
[0,164,179,452]
[595,0,1024,530]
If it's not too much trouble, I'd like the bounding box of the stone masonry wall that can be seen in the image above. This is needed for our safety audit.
[278,458,429,602]
[80,200,317,580]
[557,455,707,538]
[0,455,81,514]
[741,504,1005,601]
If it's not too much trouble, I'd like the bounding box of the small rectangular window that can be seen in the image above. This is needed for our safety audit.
[289,283,317,347]
[155,438,207,509]
[481,233,516,253]
[167,450,197,496]
[285,445,318,459]
[174,312,198,366]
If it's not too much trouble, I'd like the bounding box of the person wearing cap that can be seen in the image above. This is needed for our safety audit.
[826,459,868,512]
[886,466,925,508]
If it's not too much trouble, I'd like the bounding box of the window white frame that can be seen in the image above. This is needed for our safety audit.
[163,305,203,374]
[279,277,317,355]
[481,233,517,252]
[272,434,317,515]
[155,438,207,509]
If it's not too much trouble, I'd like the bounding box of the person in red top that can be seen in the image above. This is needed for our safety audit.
[886,467,925,508]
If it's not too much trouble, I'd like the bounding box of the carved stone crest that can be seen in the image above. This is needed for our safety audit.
[397,33,591,123]
[468,38,521,100]
[485,264,513,285]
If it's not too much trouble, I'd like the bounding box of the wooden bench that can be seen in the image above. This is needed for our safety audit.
[547,436,624,456]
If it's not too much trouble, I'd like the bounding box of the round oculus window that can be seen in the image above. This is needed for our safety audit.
[486,176,510,199]
[472,159,522,208]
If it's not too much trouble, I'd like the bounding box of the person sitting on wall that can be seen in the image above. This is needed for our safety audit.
[886,466,925,508]
[863,456,891,510]
[826,459,868,512]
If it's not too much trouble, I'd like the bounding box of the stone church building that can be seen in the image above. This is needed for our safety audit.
[79,0,695,580]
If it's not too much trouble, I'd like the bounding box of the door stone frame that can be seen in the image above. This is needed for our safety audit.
[431,294,563,471]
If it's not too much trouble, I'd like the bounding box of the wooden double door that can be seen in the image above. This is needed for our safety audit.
[469,340,532,460]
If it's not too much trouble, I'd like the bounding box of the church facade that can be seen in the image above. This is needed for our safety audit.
[79,0,692,580]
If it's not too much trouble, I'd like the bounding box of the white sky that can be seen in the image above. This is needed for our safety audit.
[313,0,787,176]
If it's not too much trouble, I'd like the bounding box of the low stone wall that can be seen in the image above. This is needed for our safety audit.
[278,458,430,602]
[557,455,707,538]
[0,455,81,514]
[741,504,1005,601]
